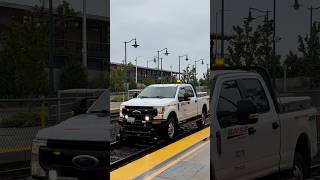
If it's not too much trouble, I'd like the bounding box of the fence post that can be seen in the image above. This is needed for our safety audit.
[58,91,61,123]
[40,100,46,128]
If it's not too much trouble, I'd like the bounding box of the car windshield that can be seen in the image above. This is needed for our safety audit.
[88,91,108,113]
[138,86,177,98]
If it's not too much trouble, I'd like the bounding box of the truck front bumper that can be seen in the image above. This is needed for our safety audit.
[118,118,168,139]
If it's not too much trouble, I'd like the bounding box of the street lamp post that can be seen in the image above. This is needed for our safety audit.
[157,48,170,83]
[124,38,139,98]
[178,55,188,80]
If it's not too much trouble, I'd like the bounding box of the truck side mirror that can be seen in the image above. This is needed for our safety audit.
[237,99,258,124]
[184,93,190,101]
[72,98,88,116]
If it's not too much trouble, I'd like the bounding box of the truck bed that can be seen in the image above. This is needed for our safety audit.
[278,96,313,113]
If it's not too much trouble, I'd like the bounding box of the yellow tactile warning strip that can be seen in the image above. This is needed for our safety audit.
[110,127,210,180]
[144,140,210,180]
[0,146,31,153]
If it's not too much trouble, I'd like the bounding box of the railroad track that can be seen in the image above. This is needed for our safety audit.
[110,116,210,171]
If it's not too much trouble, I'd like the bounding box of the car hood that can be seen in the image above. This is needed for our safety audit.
[121,98,175,107]
[36,113,108,142]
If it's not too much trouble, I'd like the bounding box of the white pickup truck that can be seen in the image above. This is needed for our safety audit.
[118,84,210,140]
[210,68,318,180]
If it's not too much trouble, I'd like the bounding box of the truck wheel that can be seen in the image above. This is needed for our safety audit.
[163,117,177,140]
[196,109,207,128]
[292,152,308,180]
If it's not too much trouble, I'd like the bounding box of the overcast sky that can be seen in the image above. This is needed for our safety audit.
[110,0,210,79]
[211,0,320,61]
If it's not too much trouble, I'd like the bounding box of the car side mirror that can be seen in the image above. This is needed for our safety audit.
[237,99,258,124]
[72,98,88,116]
[132,92,138,98]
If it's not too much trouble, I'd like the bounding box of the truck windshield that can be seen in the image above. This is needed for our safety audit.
[88,91,108,113]
[138,86,177,98]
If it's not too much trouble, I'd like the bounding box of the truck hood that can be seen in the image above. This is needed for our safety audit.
[121,98,175,107]
[36,113,108,142]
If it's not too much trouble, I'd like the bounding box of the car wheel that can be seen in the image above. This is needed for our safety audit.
[196,109,207,128]
[292,152,308,180]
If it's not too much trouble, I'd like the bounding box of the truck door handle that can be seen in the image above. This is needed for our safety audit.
[248,127,256,135]
[272,122,279,129]
[195,100,198,103]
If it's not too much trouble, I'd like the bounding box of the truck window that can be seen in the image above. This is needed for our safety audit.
[217,80,242,128]
[185,86,195,97]
[238,79,270,113]
[178,87,186,98]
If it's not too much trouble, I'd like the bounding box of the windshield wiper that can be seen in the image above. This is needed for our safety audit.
[151,96,165,98]
[89,110,109,114]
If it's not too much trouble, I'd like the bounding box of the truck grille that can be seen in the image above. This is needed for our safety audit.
[123,106,157,120]
[39,140,108,178]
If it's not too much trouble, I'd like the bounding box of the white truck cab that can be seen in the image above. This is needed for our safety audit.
[210,69,318,180]
[119,84,210,140]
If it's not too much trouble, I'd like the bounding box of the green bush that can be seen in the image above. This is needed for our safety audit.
[1,112,40,128]
[111,96,125,102]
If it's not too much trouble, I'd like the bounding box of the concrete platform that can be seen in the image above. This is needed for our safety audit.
[150,140,210,180]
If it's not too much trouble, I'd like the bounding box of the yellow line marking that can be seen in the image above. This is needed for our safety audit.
[0,146,31,153]
[111,108,120,111]
[110,127,210,180]
[145,140,209,180]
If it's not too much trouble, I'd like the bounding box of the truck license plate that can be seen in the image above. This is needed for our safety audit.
[127,117,135,123]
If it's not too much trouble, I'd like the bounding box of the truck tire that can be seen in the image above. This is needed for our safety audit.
[196,109,207,128]
[162,117,177,140]
[292,152,309,180]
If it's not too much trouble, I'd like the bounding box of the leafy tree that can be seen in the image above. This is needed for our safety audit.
[181,66,198,86]
[143,78,155,86]
[0,6,48,98]
[59,59,88,90]
[110,66,125,92]
[227,16,282,77]
[297,22,320,87]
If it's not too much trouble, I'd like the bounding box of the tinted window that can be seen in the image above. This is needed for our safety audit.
[217,80,242,128]
[238,79,270,113]
[185,86,195,97]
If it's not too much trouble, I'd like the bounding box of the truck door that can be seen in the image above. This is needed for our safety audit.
[212,80,248,180]
[237,78,280,177]
[177,87,191,121]
[185,86,198,118]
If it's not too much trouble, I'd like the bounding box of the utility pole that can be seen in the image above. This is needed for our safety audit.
[160,57,163,83]
[221,0,225,58]
[48,0,54,96]
[82,0,87,68]
[272,0,276,88]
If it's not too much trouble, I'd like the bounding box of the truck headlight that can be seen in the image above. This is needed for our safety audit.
[157,107,165,115]
[119,105,125,117]
[31,139,47,177]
